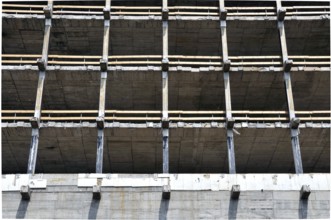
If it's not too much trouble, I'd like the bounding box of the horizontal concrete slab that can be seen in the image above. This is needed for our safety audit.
[2,68,329,111]
[2,18,329,56]
[2,127,329,174]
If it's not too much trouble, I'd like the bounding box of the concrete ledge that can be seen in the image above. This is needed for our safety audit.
[2,174,329,192]
[2,65,330,73]
[2,121,331,129]
[75,173,330,191]
[2,13,329,21]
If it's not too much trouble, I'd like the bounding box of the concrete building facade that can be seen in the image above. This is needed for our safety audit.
[1,0,330,219]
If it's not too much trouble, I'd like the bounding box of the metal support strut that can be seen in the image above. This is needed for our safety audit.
[96,0,111,174]
[162,0,169,173]
[27,0,53,174]
[276,0,303,174]
[220,0,236,174]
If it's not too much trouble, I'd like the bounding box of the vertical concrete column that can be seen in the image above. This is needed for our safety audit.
[96,0,111,174]
[27,0,53,174]
[162,0,169,173]
[219,0,236,174]
[276,0,303,174]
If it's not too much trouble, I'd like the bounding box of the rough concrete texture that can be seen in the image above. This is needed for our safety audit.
[2,174,330,219]
[2,127,329,174]
[2,69,330,111]
[2,18,329,56]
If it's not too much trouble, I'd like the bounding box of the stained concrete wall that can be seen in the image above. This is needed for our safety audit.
[2,127,330,174]
[2,17,329,56]
[2,68,330,111]
[3,190,330,219]
[2,174,330,219]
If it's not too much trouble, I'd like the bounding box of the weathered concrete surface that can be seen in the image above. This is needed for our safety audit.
[2,69,330,111]
[2,127,329,174]
[2,174,330,219]
[2,18,329,56]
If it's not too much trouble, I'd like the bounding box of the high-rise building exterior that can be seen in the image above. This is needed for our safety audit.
[1,0,330,219]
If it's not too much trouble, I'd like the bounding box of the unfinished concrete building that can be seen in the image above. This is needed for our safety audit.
[1,0,330,219]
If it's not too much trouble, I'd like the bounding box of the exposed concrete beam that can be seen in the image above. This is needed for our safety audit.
[276,0,303,174]
[27,0,53,175]
[3,121,331,129]
[220,0,236,174]
[96,0,111,174]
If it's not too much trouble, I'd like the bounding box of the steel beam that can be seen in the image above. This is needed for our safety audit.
[162,0,169,174]
[96,0,111,174]
[276,0,303,174]
[27,0,53,174]
[220,0,236,174]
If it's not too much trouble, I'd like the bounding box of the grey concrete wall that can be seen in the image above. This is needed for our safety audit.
[2,127,330,174]
[2,68,330,111]
[2,188,330,219]
[2,18,329,56]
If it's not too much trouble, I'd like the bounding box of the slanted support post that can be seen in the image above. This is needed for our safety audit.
[27,0,53,174]
[162,0,169,174]
[96,0,111,174]
[276,0,303,174]
[220,0,236,174]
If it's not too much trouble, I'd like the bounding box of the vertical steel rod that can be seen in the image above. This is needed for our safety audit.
[276,0,303,174]
[27,0,53,174]
[220,0,236,174]
[96,0,111,174]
